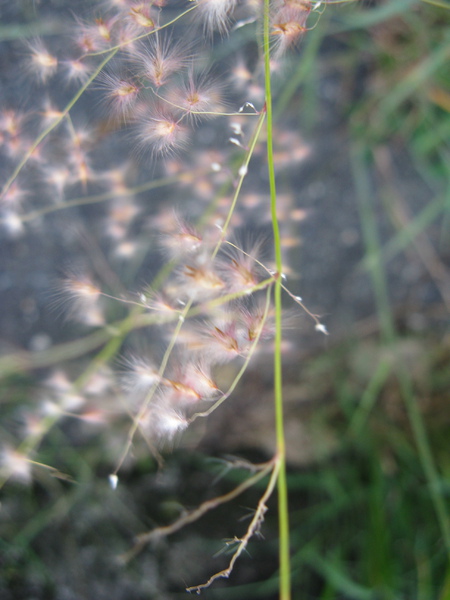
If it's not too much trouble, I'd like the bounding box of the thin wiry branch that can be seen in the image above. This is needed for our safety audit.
[186,455,281,593]
[119,457,276,565]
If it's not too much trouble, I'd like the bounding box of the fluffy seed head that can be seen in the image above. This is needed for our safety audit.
[195,0,238,34]
[54,271,105,326]
[73,16,116,53]
[98,71,141,119]
[196,311,244,363]
[137,35,189,88]
[220,239,264,293]
[121,354,161,399]
[0,109,27,136]
[141,290,181,317]
[0,447,32,485]
[180,359,219,399]
[25,39,58,82]
[271,5,310,56]
[136,106,189,156]
[62,59,91,83]
[146,402,189,442]
[172,70,225,121]
[128,3,157,30]
[181,261,225,299]
[160,215,203,258]
[163,357,219,402]
[95,17,114,42]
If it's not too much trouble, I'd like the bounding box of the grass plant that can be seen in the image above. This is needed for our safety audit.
[0,0,449,598]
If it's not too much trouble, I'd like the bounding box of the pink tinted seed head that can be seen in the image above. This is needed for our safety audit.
[271,4,310,56]
[62,58,91,84]
[172,70,226,122]
[121,354,161,398]
[98,71,141,120]
[162,379,202,403]
[163,355,219,403]
[72,16,116,54]
[54,271,105,326]
[180,359,219,399]
[39,99,64,128]
[0,182,28,210]
[25,39,58,82]
[136,105,189,157]
[0,109,28,137]
[220,238,265,293]
[198,310,243,363]
[126,2,158,32]
[41,165,72,198]
[181,260,225,300]
[136,35,190,88]
[141,289,181,317]
[160,214,203,258]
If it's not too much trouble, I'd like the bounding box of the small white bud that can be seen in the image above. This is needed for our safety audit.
[109,474,118,490]
[238,164,248,177]
[294,295,303,303]
[229,137,244,148]
[2,212,24,237]
[230,122,242,135]
[211,162,221,172]
[140,293,147,303]
[315,323,329,335]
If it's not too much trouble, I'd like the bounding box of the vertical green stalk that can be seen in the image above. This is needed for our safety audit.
[263,2,291,599]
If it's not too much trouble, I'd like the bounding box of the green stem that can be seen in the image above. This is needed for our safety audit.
[263,2,291,599]
[212,109,266,259]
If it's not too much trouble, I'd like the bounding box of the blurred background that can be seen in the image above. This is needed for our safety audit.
[1,0,450,598]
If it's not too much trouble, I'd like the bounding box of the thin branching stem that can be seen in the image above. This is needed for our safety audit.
[212,109,266,259]
[186,456,281,594]
[17,170,210,223]
[121,457,276,565]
